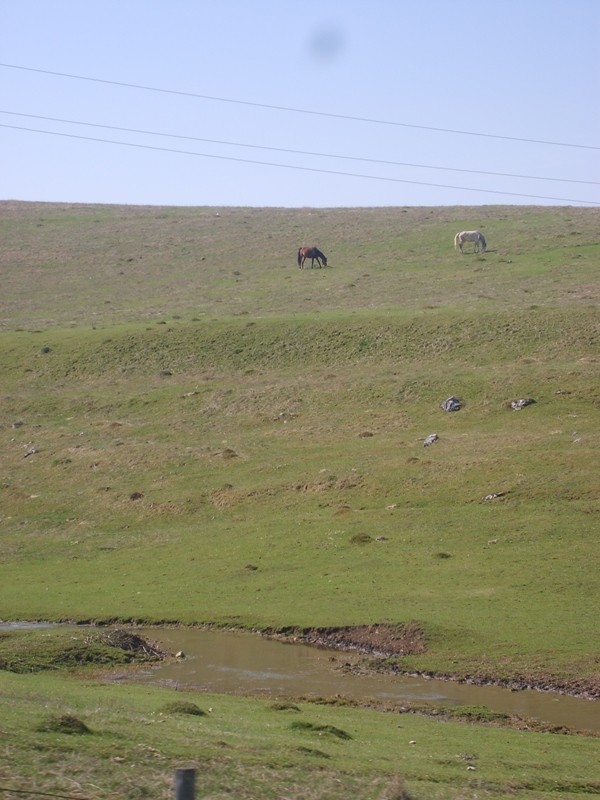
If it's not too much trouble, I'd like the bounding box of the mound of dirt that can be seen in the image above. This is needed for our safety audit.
[292,622,426,657]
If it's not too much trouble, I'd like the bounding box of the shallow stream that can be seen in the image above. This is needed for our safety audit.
[122,627,599,733]
[4,622,596,732]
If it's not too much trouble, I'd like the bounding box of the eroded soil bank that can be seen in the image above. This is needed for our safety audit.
[261,623,600,701]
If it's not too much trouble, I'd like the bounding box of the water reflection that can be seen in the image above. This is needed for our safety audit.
[123,627,599,733]
[0,621,54,629]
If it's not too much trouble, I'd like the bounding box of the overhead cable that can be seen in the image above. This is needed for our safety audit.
[1,62,597,151]
[1,110,596,187]
[2,122,597,205]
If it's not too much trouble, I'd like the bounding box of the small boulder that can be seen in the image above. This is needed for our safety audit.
[440,396,461,412]
[510,398,535,410]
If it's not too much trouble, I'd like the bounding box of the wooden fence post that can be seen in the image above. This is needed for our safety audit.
[174,768,196,800]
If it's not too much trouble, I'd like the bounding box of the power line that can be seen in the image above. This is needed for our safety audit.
[2,122,597,205]
[1,62,598,151]
[1,110,597,187]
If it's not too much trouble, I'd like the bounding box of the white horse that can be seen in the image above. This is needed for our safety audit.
[454,230,487,254]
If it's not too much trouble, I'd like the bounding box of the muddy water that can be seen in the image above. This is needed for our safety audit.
[124,627,599,733]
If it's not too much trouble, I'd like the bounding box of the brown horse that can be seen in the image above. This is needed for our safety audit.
[297,246,328,269]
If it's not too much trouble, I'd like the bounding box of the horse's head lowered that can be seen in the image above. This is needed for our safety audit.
[298,246,328,269]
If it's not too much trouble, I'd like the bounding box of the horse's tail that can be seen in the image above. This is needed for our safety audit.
[454,232,460,250]
[297,248,302,266]
[481,234,487,252]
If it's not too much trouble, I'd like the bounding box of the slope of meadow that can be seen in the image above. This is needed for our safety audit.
[1,201,599,800]
[1,202,599,692]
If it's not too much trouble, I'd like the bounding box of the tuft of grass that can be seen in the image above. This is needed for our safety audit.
[290,720,353,740]
[271,702,301,712]
[379,775,413,800]
[36,714,92,735]
[295,746,331,758]
[350,533,374,545]
[159,701,206,716]
[416,704,512,724]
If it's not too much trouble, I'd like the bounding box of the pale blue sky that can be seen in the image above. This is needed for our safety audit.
[1,1,598,207]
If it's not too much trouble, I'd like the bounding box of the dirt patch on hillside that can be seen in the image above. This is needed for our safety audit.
[294,474,364,493]
[270,622,426,657]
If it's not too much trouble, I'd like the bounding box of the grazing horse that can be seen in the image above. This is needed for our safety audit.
[454,230,487,254]
[297,246,328,269]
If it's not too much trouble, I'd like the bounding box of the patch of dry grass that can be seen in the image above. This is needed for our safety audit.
[1,202,598,330]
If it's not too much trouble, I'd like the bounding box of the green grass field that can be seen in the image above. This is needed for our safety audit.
[2,668,599,800]
[0,201,599,797]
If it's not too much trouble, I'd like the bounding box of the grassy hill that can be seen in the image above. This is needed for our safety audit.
[1,201,599,693]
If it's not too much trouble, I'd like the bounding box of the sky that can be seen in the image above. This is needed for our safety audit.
[1,1,599,208]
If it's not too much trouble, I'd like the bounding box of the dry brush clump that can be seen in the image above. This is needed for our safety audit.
[91,628,166,659]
